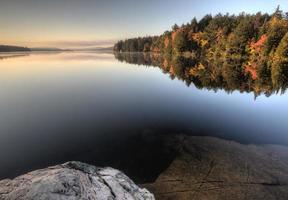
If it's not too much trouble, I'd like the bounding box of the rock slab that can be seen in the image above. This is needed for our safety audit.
[0,161,154,200]
[143,135,288,200]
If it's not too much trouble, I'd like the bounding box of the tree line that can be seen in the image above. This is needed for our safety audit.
[0,45,30,52]
[114,6,288,89]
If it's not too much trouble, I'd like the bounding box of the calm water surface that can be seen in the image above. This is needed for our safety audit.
[0,52,287,181]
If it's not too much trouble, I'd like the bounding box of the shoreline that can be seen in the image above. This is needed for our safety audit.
[1,135,288,199]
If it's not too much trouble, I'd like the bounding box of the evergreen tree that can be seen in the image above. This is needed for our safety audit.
[272,32,288,87]
[173,31,187,53]
[198,14,213,31]
[189,17,198,33]
[265,18,288,54]
[273,5,283,20]
[172,24,179,31]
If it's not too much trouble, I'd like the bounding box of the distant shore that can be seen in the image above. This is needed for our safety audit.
[0,45,113,53]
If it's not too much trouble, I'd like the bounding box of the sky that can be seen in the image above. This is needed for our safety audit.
[0,0,287,48]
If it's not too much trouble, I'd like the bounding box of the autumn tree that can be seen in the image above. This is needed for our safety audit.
[272,32,288,88]
[261,16,286,56]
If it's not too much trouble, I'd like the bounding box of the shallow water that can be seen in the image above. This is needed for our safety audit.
[0,52,287,181]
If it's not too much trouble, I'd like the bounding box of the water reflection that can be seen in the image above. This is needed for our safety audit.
[114,52,288,98]
[0,53,30,60]
[0,52,288,184]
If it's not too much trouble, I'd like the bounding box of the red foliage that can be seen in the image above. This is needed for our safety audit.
[245,64,258,80]
[250,35,267,52]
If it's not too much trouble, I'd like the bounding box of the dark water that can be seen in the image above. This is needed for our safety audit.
[0,52,288,182]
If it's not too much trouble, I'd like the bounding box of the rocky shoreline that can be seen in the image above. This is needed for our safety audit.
[143,135,288,200]
[0,161,154,200]
[1,135,288,200]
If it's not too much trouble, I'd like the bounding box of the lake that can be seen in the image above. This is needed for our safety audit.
[0,52,288,182]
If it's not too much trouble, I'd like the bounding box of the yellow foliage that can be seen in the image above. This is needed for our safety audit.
[189,63,205,76]
[200,39,208,47]
[191,32,207,47]
[198,63,205,70]
[189,68,198,76]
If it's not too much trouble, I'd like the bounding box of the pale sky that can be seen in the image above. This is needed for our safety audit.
[0,0,287,48]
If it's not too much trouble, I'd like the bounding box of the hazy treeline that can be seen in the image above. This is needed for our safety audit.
[0,45,30,52]
[114,7,288,89]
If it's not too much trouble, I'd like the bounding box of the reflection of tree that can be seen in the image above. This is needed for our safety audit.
[272,33,288,91]
[0,53,30,60]
[114,52,288,98]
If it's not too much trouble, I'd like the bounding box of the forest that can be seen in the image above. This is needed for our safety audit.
[0,45,30,52]
[114,7,288,90]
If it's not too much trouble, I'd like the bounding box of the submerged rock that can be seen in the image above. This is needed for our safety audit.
[143,135,288,200]
[0,161,154,200]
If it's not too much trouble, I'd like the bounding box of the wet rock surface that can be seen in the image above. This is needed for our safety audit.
[0,161,154,200]
[143,135,288,200]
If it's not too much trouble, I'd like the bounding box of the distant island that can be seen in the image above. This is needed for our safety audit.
[0,45,30,52]
[0,45,66,52]
[114,6,288,89]
[0,45,113,53]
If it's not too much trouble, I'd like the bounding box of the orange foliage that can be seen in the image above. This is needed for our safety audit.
[250,35,267,53]
[244,63,258,80]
